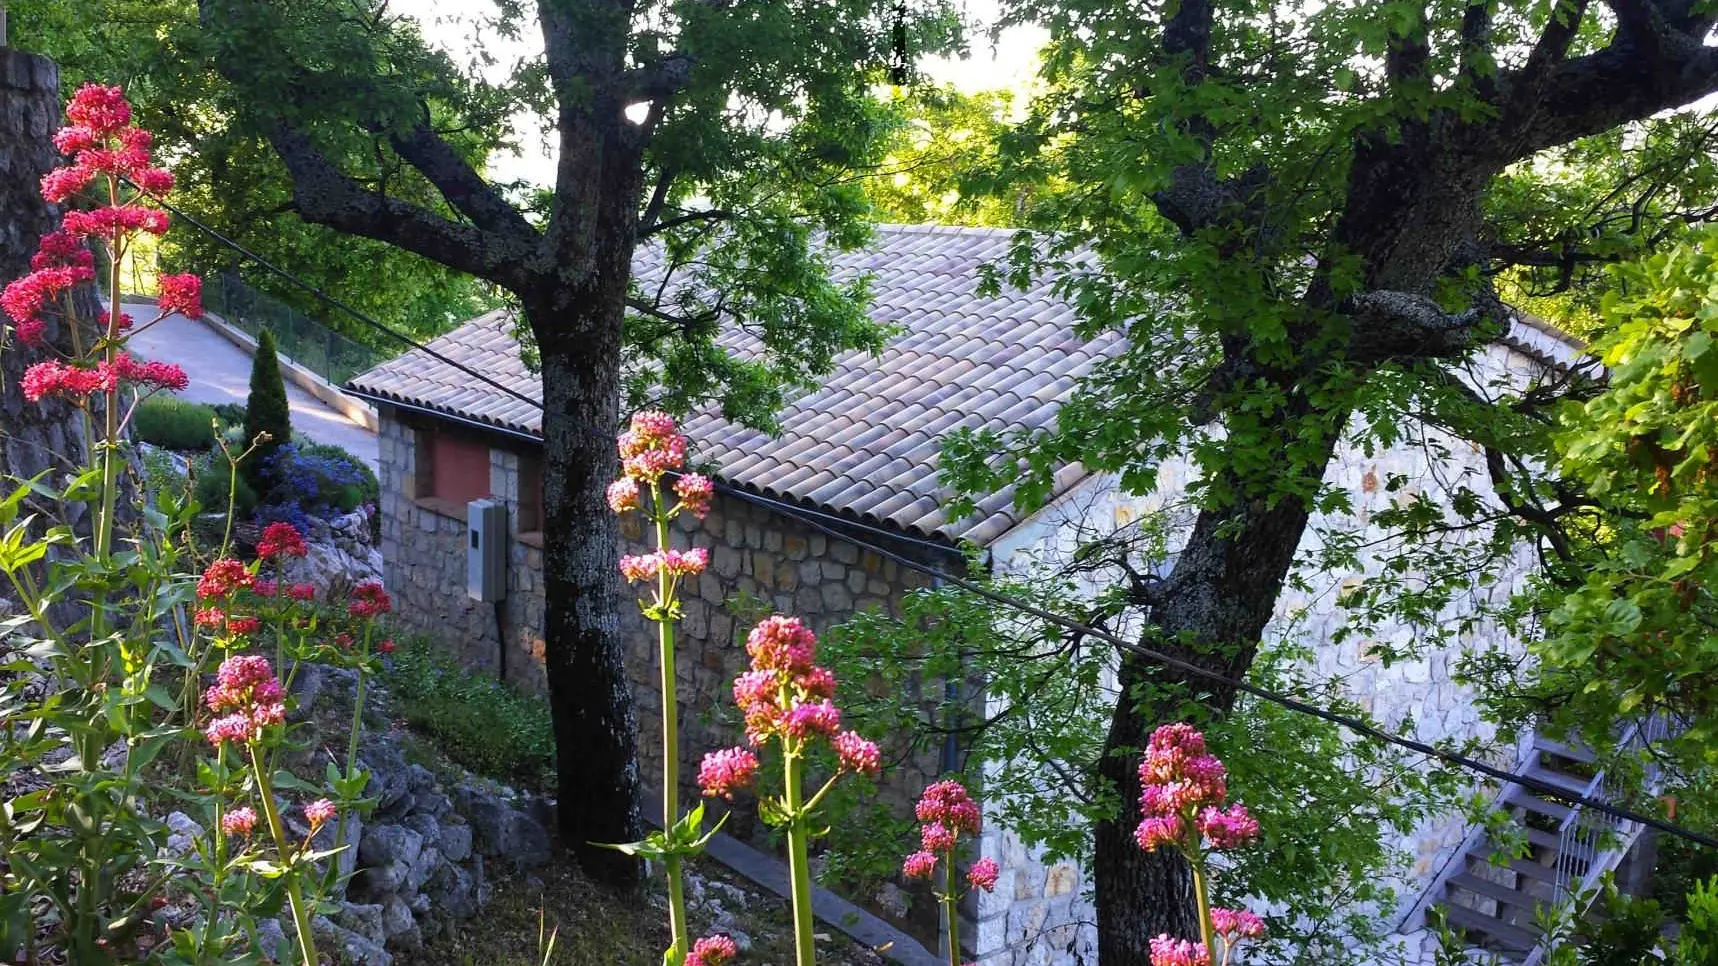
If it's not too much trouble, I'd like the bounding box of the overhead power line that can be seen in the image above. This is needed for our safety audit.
[157,199,1718,854]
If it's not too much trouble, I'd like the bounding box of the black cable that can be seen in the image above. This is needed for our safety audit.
[145,188,541,411]
[157,196,1718,853]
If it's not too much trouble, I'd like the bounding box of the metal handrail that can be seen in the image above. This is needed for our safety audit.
[1526,716,1676,966]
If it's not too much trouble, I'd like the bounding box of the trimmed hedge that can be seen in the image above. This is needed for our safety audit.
[133,397,218,452]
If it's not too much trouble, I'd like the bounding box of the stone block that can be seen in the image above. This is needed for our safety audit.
[820,583,852,611]
[713,545,741,579]
[783,534,807,560]
[821,560,847,581]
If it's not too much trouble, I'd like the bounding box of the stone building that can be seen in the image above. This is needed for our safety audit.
[349,224,1597,966]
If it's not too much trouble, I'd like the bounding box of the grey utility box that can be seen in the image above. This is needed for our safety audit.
[466,498,508,602]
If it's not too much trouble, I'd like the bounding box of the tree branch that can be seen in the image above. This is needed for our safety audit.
[388,120,539,240]
[1343,290,1501,362]
[264,126,543,290]
[1499,5,1718,159]
[637,208,734,239]
[621,53,694,102]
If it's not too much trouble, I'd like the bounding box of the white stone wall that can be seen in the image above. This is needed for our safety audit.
[968,342,1561,965]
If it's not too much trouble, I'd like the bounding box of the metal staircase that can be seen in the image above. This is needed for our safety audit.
[1417,719,1674,964]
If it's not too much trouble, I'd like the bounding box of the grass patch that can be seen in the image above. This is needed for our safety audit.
[387,636,555,789]
[418,866,664,966]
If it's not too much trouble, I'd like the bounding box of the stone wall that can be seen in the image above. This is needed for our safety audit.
[964,341,1556,966]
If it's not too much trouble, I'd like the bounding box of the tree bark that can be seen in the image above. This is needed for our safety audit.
[1094,141,1493,959]
[0,49,91,495]
[1094,418,1338,963]
[532,110,650,884]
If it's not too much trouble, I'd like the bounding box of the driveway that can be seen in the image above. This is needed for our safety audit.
[120,299,380,468]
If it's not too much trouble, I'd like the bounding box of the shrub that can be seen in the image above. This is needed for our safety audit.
[193,453,259,515]
[133,396,218,451]
[211,401,248,431]
[298,442,380,508]
[260,443,372,516]
[243,329,292,487]
[388,637,555,788]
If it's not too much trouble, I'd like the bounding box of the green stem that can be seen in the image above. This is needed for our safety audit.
[1190,848,1216,959]
[783,749,817,966]
[943,856,961,966]
[324,661,367,896]
[251,744,319,966]
[654,502,690,960]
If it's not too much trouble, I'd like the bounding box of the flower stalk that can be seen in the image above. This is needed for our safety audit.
[1133,724,1266,966]
[700,614,883,966]
[607,412,713,964]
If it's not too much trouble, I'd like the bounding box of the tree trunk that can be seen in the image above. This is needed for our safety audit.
[1094,139,1496,959]
[534,271,643,888]
[0,49,91,497]
[1094,453,1334,962]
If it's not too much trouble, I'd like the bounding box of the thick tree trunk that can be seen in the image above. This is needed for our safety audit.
[0,49,91,495]
[536,281,643,888]
[1093,444,1334,963]
[1094,138,1497,959]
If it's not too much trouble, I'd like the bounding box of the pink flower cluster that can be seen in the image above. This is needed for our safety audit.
[901,779,991,890]
[1149,936,1211,966]
[617,410,688,484]
[197,558,255,600]
[256,521,308,560]
[700,616,881,797]
[304,798,337,830]
[1133,724,1257,856]
[6,85,203,399]
[1210,908,1265,942]
[19,352,187,403]
[203,655,286,747]
[221,806,258,838]
[618,547,709,583]
[674,473,714,518]
[348,580,392,620]
[686,935,737,966]
[698,747,760,799]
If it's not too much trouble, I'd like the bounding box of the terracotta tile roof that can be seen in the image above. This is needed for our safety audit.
[349,224,1121,545]
[347,223,1585,545]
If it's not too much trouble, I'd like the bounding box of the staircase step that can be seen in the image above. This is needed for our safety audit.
[1447,872,1547,913]
[1524,826,1565,852]
[1505,788,1574,824]
[1523,765,1595,799]
[1442,900,1542,952]
[1472,841,1563,885]
[1532,736,1597,765]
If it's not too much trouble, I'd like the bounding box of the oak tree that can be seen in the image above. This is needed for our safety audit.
[945,0,1718,957]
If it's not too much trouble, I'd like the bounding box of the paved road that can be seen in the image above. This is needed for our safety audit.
[119,299,380,468]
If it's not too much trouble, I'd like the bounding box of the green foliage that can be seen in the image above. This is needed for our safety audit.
[132,396,219,452]
[865,86,1028,227]
[1493,232,1718,799]
[243,329,292,487]
[193,452,259,515]
[822,567,1467,962]
[10,0,501,349]
[210,402,248,431]
[387,637,556,789]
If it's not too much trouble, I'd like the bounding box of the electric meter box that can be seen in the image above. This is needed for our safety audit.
[466,498,508,602]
